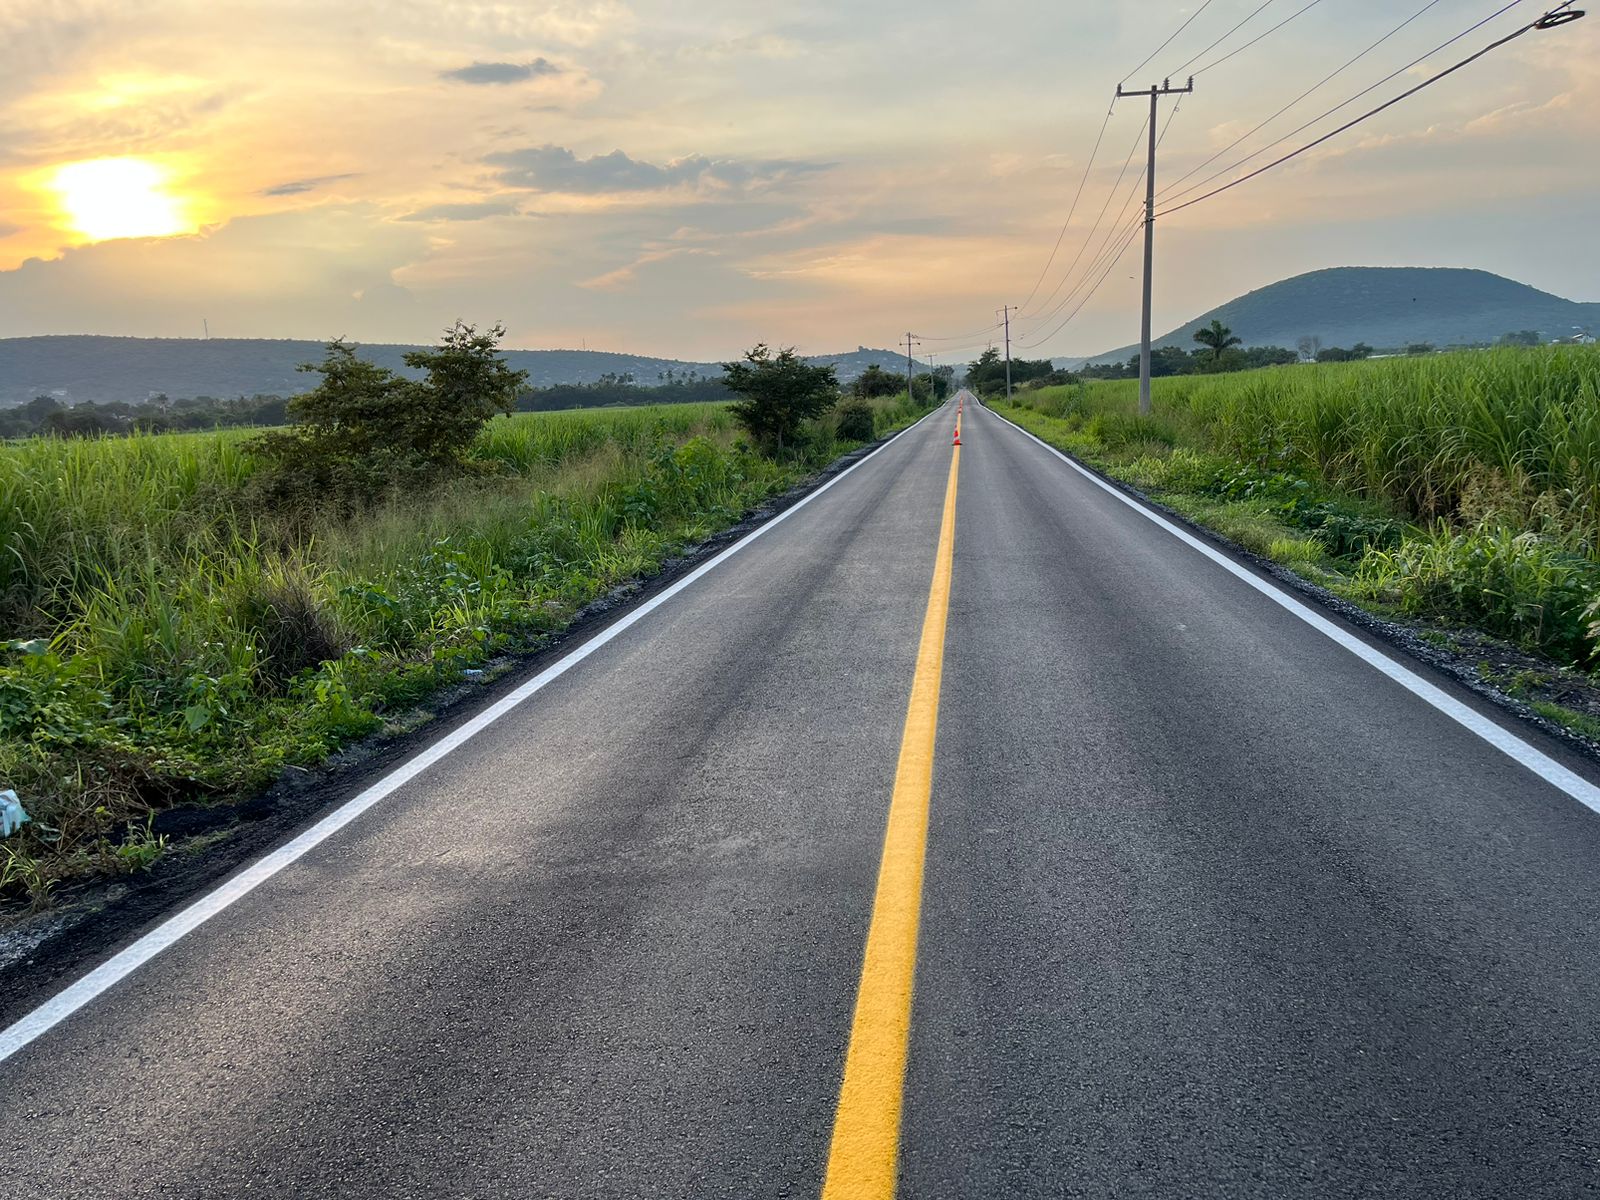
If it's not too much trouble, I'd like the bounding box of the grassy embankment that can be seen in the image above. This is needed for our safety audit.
[994,346,1600,718]
[0,395,928,907]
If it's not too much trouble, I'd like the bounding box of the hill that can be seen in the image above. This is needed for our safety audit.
[1076,267,1599,365]
[0,337,922,407]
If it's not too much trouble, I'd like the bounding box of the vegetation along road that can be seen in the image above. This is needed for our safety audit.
[5,392,1600,1197]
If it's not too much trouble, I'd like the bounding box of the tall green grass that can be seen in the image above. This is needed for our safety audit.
[0,399,916,908]
[1003,346,1600,662]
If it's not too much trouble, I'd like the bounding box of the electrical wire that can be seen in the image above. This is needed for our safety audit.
[1016,215,1144,342]
[1016,98,1117,314]
[911,322,1004,342]
[1017,219,1148,350]
[1156,0,1450,204]
[1157,2,1584,218]
[1020,96,1185,332]
[1121,0,1222,84]
[1019,112,1150,321]
[1171,0,1283,77]
[1191,0,1326,76]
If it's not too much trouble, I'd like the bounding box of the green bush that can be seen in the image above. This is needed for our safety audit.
[835,399,876,442]
[0,402,807,909]
[1353,524,1599,663]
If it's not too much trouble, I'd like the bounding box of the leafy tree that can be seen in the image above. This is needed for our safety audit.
[251,322,527,506]
[1296,335,1322,362]
[911,372,951,403]
[1193,319,1243,364]
[1405,342,1435,356]
[965,348,1054,397]
[1351,342,1374,359]
[1498,330,1542,347]
[1120,346,1195,377]
[1193,347,1247,375]
[852,364,904,400]
[42,407,121,437]
[722,343,838,453]
[1243,346,1300,368]
[1316,346,1357,363]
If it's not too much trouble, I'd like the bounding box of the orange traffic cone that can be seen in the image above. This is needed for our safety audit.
[953,426,962,446]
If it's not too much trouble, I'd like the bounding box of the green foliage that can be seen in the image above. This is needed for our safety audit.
[852,365,904,400]
[250,322,528,507]
[1193,320,1243,364]
[0,400,841,909]
[1353,525,1598,663]
[964,348,1055,397]
[0,393,290,440]
[910,372,950,404]
[835,398,877,442]
[722,344,839,453]
[999,344,1600,664]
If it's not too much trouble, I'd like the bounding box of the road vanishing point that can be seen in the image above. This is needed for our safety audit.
[4,393,1600,1198]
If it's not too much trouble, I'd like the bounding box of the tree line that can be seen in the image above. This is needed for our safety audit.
[0,368,731,440]
[960,319,1567,397]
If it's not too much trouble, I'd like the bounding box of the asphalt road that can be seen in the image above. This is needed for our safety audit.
[4,393,1600,1198]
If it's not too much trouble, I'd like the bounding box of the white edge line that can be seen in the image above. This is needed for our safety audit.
[0,405,943,1065]
[976,401,1600,816]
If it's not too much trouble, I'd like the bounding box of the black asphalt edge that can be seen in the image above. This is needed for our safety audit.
[981,401,1600,775]
[0,413,936,1024]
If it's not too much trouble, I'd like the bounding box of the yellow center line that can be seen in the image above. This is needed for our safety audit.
[821,437,960,1200]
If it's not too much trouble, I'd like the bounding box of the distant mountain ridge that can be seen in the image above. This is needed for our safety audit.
[0,337,924,407]
[1073,267,1599,366]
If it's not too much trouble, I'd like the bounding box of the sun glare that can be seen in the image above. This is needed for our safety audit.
[51,157,189,242]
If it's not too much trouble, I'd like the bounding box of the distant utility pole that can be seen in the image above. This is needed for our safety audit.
[1116,76,1193,416]
[904,332,920,401]
[998,305,1014,399]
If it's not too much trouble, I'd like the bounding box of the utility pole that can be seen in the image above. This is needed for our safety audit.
[998,305,1014,400]
[904,332,920,402]
[1116,76,1192,416]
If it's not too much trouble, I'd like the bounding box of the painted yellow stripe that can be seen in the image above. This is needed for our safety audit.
[821,440,960,1200]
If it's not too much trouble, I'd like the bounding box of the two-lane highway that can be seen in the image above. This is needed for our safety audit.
[4,392,1599,1198]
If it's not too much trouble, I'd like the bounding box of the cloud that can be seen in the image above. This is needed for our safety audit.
[397,200,521,221]
[579,245,711,291]
[262,173,357,196]
[485,145,828,194]
[0,206,437,341]
[440,58,561,85]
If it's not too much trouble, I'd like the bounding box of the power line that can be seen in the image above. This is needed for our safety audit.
[1172,0,1283,76]
[911,322,1004,342]
[1017,218,1147,351]
[1191,0,1327,76]
[1157,3,1586,218]
[1015,217,1143,347]
[1121,0,1222,84]
[1020,96,1184,332]
[1157,0,1451,204]
[1019,112,1150,320]
[1016,98,1117,314]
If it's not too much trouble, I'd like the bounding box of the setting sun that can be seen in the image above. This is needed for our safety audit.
[51,157,189,242]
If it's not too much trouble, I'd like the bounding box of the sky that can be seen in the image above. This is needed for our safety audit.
[1,0,1596,361]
